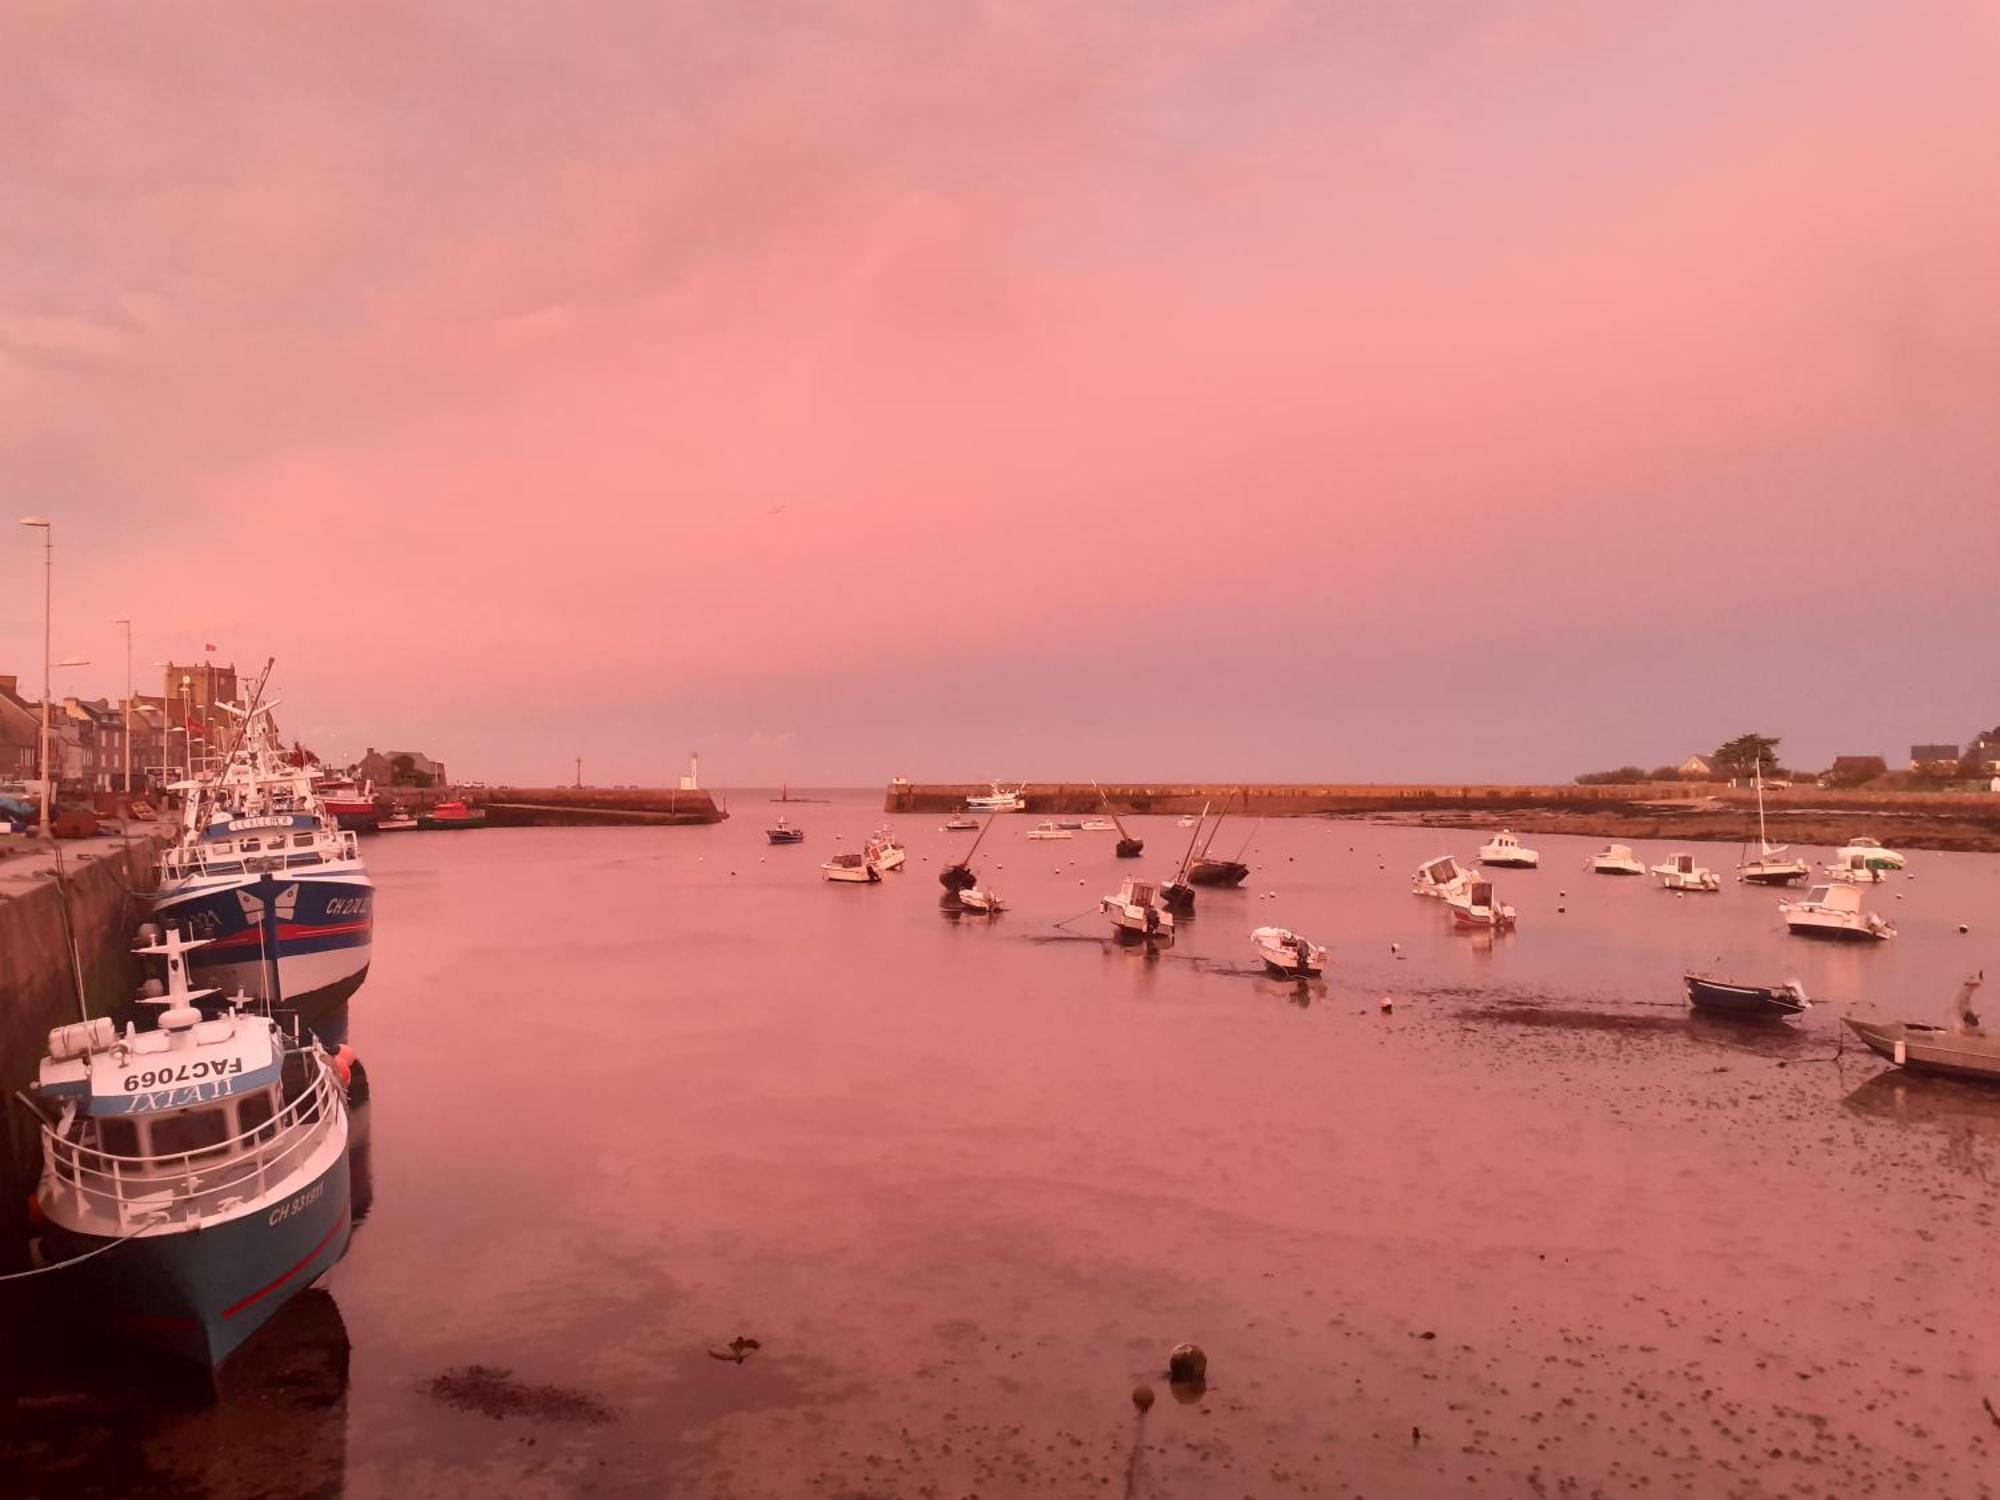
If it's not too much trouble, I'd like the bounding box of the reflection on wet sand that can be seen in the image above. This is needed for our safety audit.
[0,1289,350,1500]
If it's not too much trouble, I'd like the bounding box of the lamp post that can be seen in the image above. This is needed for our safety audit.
[113,618,133,794]
[18,517,53,837]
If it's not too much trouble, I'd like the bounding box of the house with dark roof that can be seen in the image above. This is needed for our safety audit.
[0,674,39,784]
[1910,743,1960,771]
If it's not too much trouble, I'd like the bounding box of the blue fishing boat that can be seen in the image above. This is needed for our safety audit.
[152,674,371,1047]
[31,930,352,1369]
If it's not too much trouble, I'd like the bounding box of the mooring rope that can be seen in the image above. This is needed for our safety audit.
[0,1213,166,1282]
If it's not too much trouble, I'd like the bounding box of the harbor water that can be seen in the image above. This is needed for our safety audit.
[7,792,1998,1496]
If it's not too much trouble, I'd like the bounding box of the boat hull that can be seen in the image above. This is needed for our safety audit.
[1591,865,1645,876]
[1685,975,1806,1019]
[1783,915,1889,942]
[1845,1019,2000,1082]
[766,830,804,844]
[1187,861,1248,887]
[416,813,485,830]
[40,1153,351,1369]
[152,871,373,1048]
[1480,855,1538,868]
[1739,867,1808,886]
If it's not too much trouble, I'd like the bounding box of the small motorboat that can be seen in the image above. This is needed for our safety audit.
[1251,926,1326,978]
[1845,974,1996,1082]
[942,816,980,831]
[418,799,486,830]
[864,828,905,871]
[1651,853,1721,892]
[1102,877,1174,943]
[1178,815,1197,827]
[957,885,1004,915]
[1825,853,1888,884]
[1027,821,1073,841]
[1412,855,1474,900]
[1446,879,1517,929]
[1080,818,1116,833]
[1778,882,1894,941]
[821,852,881,884]
[1684,973,1810,1020]
[1478,831,1539,868]
[767,818,805,845]
[1834,836,1905,872]
[1590,844,1646,876]
[377,811,419,832]
[29,929,351,1368]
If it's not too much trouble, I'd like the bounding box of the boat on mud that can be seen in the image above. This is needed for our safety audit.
[1684,973,1810,1020]
[1845,974,1995,1082]
[1251,926,1326,978]
[1102,877,1174,943]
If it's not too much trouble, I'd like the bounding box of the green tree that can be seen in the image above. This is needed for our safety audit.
[1713,733,1781,779]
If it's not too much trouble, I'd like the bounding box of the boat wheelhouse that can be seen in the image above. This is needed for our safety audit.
[864,829,906,871]
[1778,882,1894,941]
[822,851,881,884]
[30,931,351,1369]
[1478,831,1539,868]
[1589,844,1646,876]
[1446,879,1517,929]
[1412,855,1474,900]
[1825,852,1888,883]
[1834,837,1905,872]
[1651,852,1721,892]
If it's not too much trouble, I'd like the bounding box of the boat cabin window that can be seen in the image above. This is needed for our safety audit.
[148,1105,231,1160]
[1805,886,1830,903]
[294,833,315,848]
[95,1115,141,1158]
[1471,883,1492,903]
[236,1088,277,1141]
[241,837,261,852]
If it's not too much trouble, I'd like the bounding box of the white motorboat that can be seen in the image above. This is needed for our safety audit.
[1478,831,1539,868]
[965,784,1027,813]
[1834,836,1905,872]
[1778,882,1894,941]
[1080,818,1116,833]
[1651,853,1722,892]
[1737,771,1810,885]
[1027,821,1074,841]
[377,811,419,833]
[1446,879,1517,929]
[1178,815,1197,828]
[1825,853,1889,883]
[30,929,351,1368]
[864,828,905,872]
[821,852,881,884]
[1411,855,1474,900]
[1590,844,1646,876]
[942,816,980,831]
[957,885,1004,915]
[1102,877,1174,943]
[1251,926,1326,977]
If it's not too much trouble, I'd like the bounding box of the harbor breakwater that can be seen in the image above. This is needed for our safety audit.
[0,838,163,1269]
[392,786,727,826]
[885,782,2000,850]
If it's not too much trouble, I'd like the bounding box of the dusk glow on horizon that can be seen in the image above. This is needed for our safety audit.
[5,2,1997,784]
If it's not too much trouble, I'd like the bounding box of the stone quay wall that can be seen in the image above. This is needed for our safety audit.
[0,838,163,1268]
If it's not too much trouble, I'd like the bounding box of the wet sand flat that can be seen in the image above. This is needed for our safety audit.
[10,798,1998,1496]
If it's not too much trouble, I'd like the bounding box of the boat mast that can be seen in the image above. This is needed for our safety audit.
[1175,801,1211,882]
[1091,780,1134,843]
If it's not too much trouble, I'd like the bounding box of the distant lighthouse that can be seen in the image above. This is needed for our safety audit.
[679,750,700,791]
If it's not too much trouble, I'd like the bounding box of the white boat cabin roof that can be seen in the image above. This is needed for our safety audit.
[38,1009,282,1119]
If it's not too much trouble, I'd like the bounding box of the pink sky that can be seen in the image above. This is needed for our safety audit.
[4,2,1997,784]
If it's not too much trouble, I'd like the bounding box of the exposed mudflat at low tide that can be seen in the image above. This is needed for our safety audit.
[5,796,1997,1497]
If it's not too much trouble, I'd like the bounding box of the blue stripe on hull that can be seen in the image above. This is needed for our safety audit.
[43,1154,352,1369]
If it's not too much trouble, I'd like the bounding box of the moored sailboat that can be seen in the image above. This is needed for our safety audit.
[1737,771,1809,885]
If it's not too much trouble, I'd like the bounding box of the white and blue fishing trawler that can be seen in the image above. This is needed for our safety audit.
[31,929,352,1369]
[152,672,372,1047]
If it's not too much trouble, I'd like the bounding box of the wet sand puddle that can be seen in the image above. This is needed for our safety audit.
[6,799,1996,1496]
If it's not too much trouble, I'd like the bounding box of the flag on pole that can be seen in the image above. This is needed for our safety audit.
[204,643,217,652]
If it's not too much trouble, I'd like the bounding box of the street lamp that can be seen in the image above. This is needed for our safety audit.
[17,517,53,837]
[113,618,133,794]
